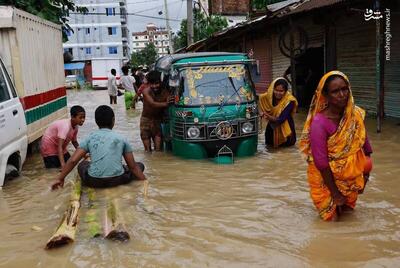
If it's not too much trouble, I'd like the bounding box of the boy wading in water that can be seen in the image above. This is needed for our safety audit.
[40,105,86,169]
[120,65,137,110]
[108,68,118,104]
[52,105,146,190]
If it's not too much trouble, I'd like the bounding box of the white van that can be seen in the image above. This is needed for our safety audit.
[91,58,123,88]
[0,57,27,187]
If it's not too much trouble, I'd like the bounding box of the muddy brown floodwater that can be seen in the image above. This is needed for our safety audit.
[0,89,399,267]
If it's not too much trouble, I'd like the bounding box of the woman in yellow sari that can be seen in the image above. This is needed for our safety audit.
[299,71,373,221]
[259,78,298,148]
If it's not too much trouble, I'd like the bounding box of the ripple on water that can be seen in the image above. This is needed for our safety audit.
[0,90,399,267]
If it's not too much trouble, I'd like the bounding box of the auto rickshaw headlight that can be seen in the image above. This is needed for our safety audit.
[187,126,200,139]
[242,122,254,134]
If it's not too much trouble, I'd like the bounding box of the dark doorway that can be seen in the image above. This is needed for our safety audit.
[299,47,324,108]
[284,47,324,108]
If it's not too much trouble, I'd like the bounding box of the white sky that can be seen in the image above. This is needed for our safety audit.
[126,0,187,34]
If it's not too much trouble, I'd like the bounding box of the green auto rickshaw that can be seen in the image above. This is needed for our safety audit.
[155,52,259,163]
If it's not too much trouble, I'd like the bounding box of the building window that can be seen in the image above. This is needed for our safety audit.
[108,47,118,54]
[64,29,72,36]
[165,34,168,38]
[108,27,117,35]
[135,36,138,39]
[63,48,73,56]
[145,35,148,39]
[85,28,90,35]
[106,8,116,16]
[85,47,91,54]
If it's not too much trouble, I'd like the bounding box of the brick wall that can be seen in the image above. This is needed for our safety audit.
[210,0,250,15]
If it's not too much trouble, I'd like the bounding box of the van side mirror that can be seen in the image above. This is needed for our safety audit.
[254,60,260,76]
[169,69,180,87]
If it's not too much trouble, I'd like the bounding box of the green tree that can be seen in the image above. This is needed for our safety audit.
[173,8,228,51]
[130,43,158,67]
[252,0,287,10]
[0,0,87,40]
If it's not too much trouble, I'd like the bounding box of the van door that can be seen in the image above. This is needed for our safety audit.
[0,61,26,151]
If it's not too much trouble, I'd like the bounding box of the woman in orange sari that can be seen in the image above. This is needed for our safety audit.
[259,78,298,148]
[299,71,373,221]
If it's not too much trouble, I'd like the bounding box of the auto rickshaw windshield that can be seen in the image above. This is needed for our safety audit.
[177,64,255,106]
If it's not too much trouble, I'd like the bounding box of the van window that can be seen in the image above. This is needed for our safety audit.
[1,61,17,98]
[0,67,11,102]
[179,64,255,106]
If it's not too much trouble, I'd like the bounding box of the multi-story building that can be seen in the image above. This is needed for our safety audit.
[131,23,171,57]
[63,0,129,62]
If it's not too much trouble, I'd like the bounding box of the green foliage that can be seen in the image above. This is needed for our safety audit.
[130,43,158,67]
[85,210,101,237]
[0,0,87,41]
[173,8,228,51]
[82,82,94,91]
[252,0,287,10]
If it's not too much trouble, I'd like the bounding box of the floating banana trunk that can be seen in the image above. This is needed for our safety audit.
[46,173,81,249]
[84,188,102,238]
[103,198,130,241]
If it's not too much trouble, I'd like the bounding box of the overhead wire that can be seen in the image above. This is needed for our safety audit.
[175,0,184,20]
[70,12,181,22]
[128,0,181,15]
[127,0,159,4]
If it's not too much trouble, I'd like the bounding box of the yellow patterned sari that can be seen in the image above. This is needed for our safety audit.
[259,78,298,148]
[298,71,368,221]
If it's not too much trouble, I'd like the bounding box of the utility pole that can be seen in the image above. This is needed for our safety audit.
[187,0,194,45]
[163,0,173,53]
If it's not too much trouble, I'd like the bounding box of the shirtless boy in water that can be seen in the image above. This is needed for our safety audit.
[140,70,172,152]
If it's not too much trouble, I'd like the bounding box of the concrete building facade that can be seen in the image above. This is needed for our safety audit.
[63,0,129,62]
[131,23,171,57]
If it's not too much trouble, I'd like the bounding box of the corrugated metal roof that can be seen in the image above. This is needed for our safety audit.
[282,0,346,16]
[268,0,302,11]
[178,14,269,52]
[178,0,350,53]
[177,0,302,52]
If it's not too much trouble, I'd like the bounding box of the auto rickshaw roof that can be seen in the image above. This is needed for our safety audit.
[155,52,248,72]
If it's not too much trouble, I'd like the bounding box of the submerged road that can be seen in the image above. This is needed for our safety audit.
[0,89,399,267]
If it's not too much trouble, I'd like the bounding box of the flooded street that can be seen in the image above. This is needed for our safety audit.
[0,89,399,267]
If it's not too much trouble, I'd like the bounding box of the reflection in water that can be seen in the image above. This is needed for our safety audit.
[0,90,399,267]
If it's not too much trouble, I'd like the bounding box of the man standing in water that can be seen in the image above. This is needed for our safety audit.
[140,70,171,152]
[108,68,118,104]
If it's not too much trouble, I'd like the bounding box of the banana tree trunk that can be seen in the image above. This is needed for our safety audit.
[46,174,82,249]
[103,198,130,241]
[84,188,102,238]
